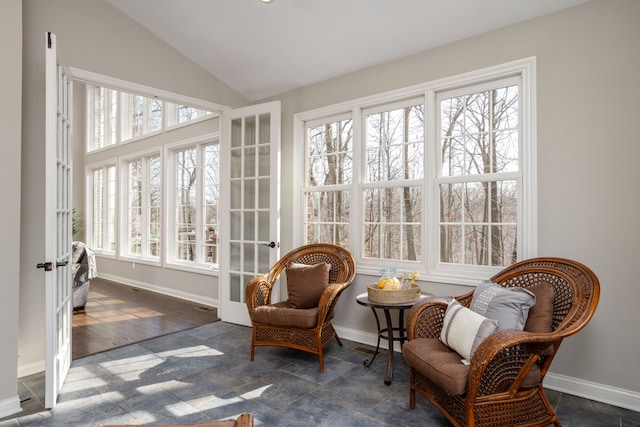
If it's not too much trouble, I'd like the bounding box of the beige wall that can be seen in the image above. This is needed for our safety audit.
[0,0,23,417]
[268,0,640,396]
[18,0,248,376]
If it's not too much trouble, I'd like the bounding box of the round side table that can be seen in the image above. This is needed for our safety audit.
[356,291,431,385]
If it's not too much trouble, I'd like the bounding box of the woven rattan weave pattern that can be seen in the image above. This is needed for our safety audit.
[404,257,600,427]
[246,243,356,373]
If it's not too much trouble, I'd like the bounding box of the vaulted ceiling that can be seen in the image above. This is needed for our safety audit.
[106,0,588,102]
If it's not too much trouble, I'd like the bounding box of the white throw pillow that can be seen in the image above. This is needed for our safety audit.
[440,299,499,363]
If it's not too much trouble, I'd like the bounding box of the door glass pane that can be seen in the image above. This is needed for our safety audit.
[244,147,256,177]
[230,211,241,240]
[258,178,269,209]
[230,273,241,302]
[231,119,242,148]
[230,180,241,209]
[258,245,270,272]
[229,242,241,270]
[259,113,270,144]
[245,116,256,147]
[244,179,255,209]
[244,211,255,240]
[258,145,270,176]
[243,243,255,272]
[230,149,241,178]
[258,211,269,241]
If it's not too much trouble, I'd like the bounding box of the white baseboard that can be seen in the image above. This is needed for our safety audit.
[17,359,44,379]
[98,273,218,308]
[544,372,640,413]
[334,324,640,413]
[0,395,22,419]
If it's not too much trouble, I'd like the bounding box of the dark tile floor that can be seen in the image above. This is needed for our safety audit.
[2,322,639,426]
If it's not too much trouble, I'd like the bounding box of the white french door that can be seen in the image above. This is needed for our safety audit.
[218,101,281,326]
[43,32,73,409]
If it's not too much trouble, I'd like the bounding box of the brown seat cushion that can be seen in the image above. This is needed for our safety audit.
[285,262,330,309]
[251,301,318,328]
[403,337,542,395]
[403,338,469,395]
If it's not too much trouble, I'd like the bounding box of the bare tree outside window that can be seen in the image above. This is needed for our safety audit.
[147,156,161,257]
[176,147,197,261]
[305,119,352,247]
[364,103,423,261]
[298,64,530,276]
[127,160,144,256]
[86,84,218,262]
[439,85,519,267]
[203,144,219,264]
[92,168,104,249]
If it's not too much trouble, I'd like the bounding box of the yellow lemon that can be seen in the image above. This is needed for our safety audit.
[383,280,401,291]
[378,278,391,289]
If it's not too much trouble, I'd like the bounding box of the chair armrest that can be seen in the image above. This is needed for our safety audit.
[73,262,89,291]
[466,329,562,399]
[406,296,452,340]
[317,282,351,323]
[245,275,274,312]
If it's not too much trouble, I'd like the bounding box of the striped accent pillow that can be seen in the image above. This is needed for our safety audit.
[440,299,499,363]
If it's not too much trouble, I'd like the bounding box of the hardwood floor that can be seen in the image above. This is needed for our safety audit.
[72,277,219,360]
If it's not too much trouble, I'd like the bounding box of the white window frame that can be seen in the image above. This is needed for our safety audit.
[86,86,119,152]
[301,111,354,247]
[165,134,220,273]
[165,103,213,130]
[74,68,226,154]
[361,97,425,265]
[86,161,117,258]
[119,92,163,143]
[294,58,537,286]
[118,149,163,265]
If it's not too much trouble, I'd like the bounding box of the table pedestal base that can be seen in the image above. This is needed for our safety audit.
[362,306,407,385]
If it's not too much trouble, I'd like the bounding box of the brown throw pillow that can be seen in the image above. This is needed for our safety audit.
[524,282,555,333]
[286,262,330,309]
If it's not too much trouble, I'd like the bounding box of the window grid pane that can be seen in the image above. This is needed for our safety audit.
[92,169,104,249]
[361,101,424,262]
[86,84,220,268]
[363,186,422,261]
[306,119,353,186]
[304,190,350,247]
[175,147,197,262]
[439,180,518,266]
[106,166,116,252]
[439,83,519,267]
[147,156,161,258]
[365,104,424,183]
[203,144,219,264]
[127,160,142,256]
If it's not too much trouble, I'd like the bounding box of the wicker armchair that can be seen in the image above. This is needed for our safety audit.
[246,243,355,372]
[402,257,600,427]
